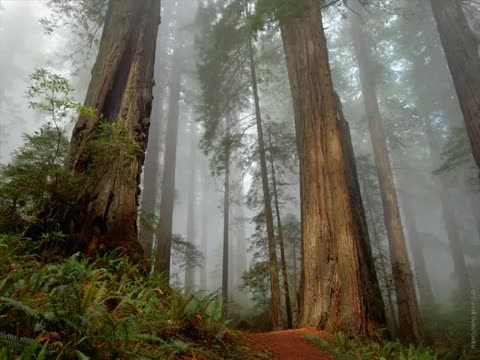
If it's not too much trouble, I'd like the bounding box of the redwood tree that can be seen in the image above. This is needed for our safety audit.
[246,26,282,329]
[348,2,423,343]
[276,0,386,338]
[429,0,480,173]
[68,0,161,257]
[140,0,176,260]
[185,120,198,295]
[156,45,182,276]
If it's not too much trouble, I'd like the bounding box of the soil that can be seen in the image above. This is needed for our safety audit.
[249,327,334,360]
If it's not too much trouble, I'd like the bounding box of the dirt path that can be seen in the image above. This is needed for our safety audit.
[249,327,333,360]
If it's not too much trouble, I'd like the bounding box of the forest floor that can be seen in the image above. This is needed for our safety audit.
[249,327,334,360]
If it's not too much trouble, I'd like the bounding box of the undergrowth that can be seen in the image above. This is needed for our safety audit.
[0,234,257,359]
[304,332,479,360]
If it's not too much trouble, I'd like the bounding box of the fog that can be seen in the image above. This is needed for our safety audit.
[0,0,479,343]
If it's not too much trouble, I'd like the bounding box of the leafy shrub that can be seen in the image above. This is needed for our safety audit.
[304,332,479,360]
[0,235,256,359]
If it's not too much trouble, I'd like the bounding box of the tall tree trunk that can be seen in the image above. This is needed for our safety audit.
[291,230,299,323]
[424,119,471,299]
[139,85,162,260]
[361,180,398,339]
[231,164,248,302]
[247,33,282,330]
[268,132,293,329]
[199,159,210,291]
[429,0,480,172]
[401,192,434,308]
[278,0,386,339]
[349,4,423,343]
[184,120,197,295]
[68,0,161,257]
[155,43,182,276]
[140,0,175,260]
[222,119,231,320]
[234,205,248,301]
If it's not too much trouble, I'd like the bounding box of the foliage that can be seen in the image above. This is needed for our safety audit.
[0,70,149,244]
[27,69,79,121]
[40,0,108,66]
[435,128,475,176]
[0,234,258,359]
[250,0,308,31]
[0,125,79,235]
[86,120,143,186]
[241,261,270,304]
[305,332,479,360]
[0,69,88,236]
[138,213,205,276]
[171,234,205,272]
[195,0,252,176]
[422,303,480,351]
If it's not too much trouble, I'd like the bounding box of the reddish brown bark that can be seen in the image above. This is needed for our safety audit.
[430,0,480,172]
[68,0,161,257]
[279,0,385,339]
[349,3,423,343]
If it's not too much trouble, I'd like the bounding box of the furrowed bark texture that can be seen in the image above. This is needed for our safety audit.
[247,35,282,330]
[279,0,385,339]
[349,4,423,343]
[430,0,480,172]
[68,0,161,257]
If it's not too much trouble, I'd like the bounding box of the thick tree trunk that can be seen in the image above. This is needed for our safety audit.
[349,4,423,343]
[222,120,231,320]
[184,121,197,295]
[247,35,282,330]
[430,0,480,172]
[269,133,293,329]
[68,0,161,257]
[155,45,182,276]
[279,0,385,339]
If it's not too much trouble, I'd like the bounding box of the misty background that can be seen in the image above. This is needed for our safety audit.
[0,0,479,314]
